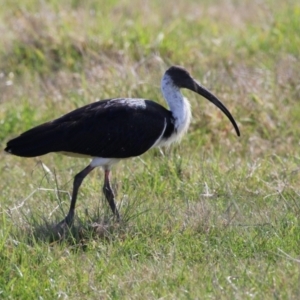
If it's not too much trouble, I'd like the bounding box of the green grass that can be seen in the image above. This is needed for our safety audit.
[1,0,300,298]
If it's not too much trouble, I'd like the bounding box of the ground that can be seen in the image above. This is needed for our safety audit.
[0,0,300,298]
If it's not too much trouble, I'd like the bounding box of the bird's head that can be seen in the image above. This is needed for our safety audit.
[165,65,240,137]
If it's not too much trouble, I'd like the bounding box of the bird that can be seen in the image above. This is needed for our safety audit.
[5,66,240,227]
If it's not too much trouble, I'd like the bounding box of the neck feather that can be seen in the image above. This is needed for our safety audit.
[161,74,192,135]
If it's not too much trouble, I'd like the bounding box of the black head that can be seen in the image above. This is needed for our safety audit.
[165,66,195,89]
[165,65,240,137]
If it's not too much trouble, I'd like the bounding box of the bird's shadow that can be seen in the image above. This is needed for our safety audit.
[9,188,146,247]
[20,215,125,248]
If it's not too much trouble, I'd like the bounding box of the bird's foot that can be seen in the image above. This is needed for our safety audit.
[54,211,74,231]
[113,209,121,223]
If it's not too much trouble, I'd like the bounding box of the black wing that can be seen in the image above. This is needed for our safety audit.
[5,98,175,158]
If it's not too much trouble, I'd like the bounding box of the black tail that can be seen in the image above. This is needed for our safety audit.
[5,122,62,157]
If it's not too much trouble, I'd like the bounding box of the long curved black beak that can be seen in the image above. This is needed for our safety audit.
[188,80,240,137]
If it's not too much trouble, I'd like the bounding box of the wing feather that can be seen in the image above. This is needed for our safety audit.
[5,98,174,158]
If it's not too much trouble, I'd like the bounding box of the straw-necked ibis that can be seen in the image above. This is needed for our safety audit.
[5,66,240,226]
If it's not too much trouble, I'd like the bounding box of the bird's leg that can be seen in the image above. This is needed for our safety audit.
[57,164,95,227]
[102,169,120,221]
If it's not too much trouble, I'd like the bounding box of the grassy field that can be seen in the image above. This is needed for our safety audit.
[1,0,300,298]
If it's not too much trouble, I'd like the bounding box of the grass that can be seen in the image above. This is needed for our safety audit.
[1,0,300,298]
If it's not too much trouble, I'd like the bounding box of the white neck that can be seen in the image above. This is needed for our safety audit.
[161,73,192,135]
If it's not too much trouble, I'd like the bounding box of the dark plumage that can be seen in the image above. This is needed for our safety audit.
[5,99,175,158]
